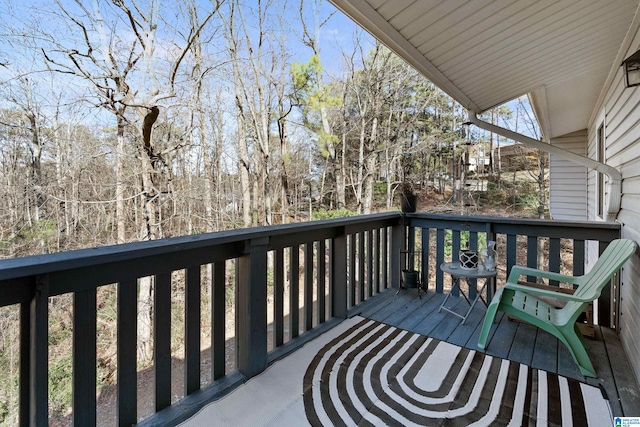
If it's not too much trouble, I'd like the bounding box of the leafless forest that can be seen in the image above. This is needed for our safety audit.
[0,0,545,423]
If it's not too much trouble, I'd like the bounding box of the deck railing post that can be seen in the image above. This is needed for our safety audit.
[391,220,404,289]
[237,237,269,378]
[331,229,348,319]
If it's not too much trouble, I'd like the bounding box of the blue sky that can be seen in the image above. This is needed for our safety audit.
[0,0,538,141]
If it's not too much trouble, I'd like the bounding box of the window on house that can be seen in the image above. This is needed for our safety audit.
[597,124,605,218]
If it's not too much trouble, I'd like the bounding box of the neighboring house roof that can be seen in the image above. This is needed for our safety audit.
[498,143,542,171]
[328,0,639,139]
[497,143,537,157]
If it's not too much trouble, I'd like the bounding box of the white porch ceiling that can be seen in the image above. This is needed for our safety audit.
[328,0,639,138]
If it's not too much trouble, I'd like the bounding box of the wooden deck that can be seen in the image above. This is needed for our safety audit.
[350,287,640,417]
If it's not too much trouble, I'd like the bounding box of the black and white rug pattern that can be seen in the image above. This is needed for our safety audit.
[302,318,611,427]
[183,316,612,426]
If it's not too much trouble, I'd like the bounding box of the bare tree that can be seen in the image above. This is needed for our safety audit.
[41,0,223,361]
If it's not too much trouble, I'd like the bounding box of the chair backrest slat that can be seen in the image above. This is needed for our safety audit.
[572,239,637,301]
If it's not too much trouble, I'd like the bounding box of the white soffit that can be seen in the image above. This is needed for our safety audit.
[329,0,639,135]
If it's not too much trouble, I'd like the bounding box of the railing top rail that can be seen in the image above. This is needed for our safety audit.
[405,213,621,230]
[0,212,402,281]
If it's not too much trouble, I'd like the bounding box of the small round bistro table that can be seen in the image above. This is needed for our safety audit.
[438,261,497,324]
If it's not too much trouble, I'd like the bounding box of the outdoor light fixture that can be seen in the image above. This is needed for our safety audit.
[622,50,640,88]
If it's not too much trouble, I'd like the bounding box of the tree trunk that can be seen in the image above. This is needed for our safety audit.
[363,116,378,214]
[336,132,346,209]
[116,114,126,244]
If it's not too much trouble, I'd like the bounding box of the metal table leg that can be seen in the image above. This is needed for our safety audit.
[440,276,493,324]
[439,276,464,319]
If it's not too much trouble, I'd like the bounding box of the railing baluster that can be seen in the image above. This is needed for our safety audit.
[549,238,561,286]
[358,232,365,303]
[274,250,284,347]
[391,222,403,289]
[317,240,326,324]
[19,301,30,427]
[436,229,445,293]
[304,243,313,332]
[506,234,517,276]
[331,232,348,319]
[373,229,380,294]
[382,227,388,289]
[290,245,300,339]
[469,231,478,300]
[31,275,49,427]
[407,225,416,268]
[421,228,429,291]
[526,236,538,282]
[452,230,461,297]
[486,224,496,301]
[573,240,585,277]
[73,288,97,426]
[349,234,356,307]
[185,266,201,395]
[367,230,373,298]
[154,272,171,411]
[117,279,137,427]
[598,241,612,328]
[212,261,226,380]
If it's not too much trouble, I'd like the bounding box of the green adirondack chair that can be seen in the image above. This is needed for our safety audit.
[478,238,637,377]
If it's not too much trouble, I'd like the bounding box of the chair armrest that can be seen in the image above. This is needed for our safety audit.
[507,265,580,285]
[503,282,591,302]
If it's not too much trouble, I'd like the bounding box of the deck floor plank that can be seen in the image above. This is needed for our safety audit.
[352,288,398,318]
[359,289,424,322]
[587,326,622,416]
[446,305,486,348]
[507,323,538,366]
[601,326,640,416]
[481,313,519,360]
[376,291,434,328]
[530,329,558,374]
[465,311,505,351]
[411,295,466,339]
[394,292,450,332]
[417,295,470,341]
[557,343,585,381]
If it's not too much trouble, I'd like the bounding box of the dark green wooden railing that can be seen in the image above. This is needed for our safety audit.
[405,213,621,327]
[0,213,400,426]
[0,212,620,426]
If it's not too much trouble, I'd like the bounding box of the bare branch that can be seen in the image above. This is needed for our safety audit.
[168,0,223,91]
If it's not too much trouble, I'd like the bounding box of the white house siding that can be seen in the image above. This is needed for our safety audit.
[588,24,640,384]
[549,131,587,221]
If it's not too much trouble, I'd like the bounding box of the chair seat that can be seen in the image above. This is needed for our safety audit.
[500,287,578,331]
[509,289,553,322]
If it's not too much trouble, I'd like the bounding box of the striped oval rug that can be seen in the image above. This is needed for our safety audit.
[303,318,612,426]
